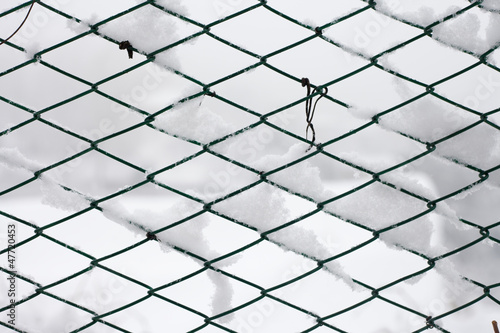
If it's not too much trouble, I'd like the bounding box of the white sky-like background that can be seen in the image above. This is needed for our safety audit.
[1,0,500,332]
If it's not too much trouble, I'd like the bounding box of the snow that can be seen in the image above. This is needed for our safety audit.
[0,146,234,319]
[375,1,500,56]
[0,147,43,173]
[39,176,91,212]
[253,143,334,201]
[66,18,90,35]
[2,0,500,332]
[101,200,237,320]
[377,96,479,143]
[349,93,500,172]
[213,181,357,289]
[375,0,461,27]
[433,9,500,55]
[380,168,437,199]
[152,0,188,16]
[0,148,90,210]
[325,181,424,230]
[486,15,500,55]
[433,257,473,293]
[482,0,500,11]
[322,175,470,282]
[348,105,380,120]
[98,5,183,67]
[153,98,233,143]
[23,43,42,61]
[206,270,234,322]
[447,182,500,225]
[269,0,365,28]
[437,124,500,169]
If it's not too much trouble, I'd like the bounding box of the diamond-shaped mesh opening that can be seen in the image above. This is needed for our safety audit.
[324,7,422,57]
[0,63,89,110]
[379,37,477,83]
[163,35,257,84]
[1,1,500,332]
[41,34,140,83]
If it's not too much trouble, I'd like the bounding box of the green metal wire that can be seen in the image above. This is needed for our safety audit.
[0,0,499,332]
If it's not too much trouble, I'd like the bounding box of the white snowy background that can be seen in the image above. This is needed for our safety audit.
[1,0,500,332]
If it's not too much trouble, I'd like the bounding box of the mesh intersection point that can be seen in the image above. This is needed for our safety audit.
[1,1,500,332]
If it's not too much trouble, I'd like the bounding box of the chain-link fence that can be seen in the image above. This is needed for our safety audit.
[1,0,500,332]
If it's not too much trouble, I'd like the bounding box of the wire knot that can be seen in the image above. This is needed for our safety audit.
[119,41,134,59]
[301,77,328,152]
[146,232,157,241]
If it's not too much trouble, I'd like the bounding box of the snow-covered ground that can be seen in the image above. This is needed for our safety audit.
[1,0,500,332]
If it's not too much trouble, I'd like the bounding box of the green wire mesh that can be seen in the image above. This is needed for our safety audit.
[1,0,500,332]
